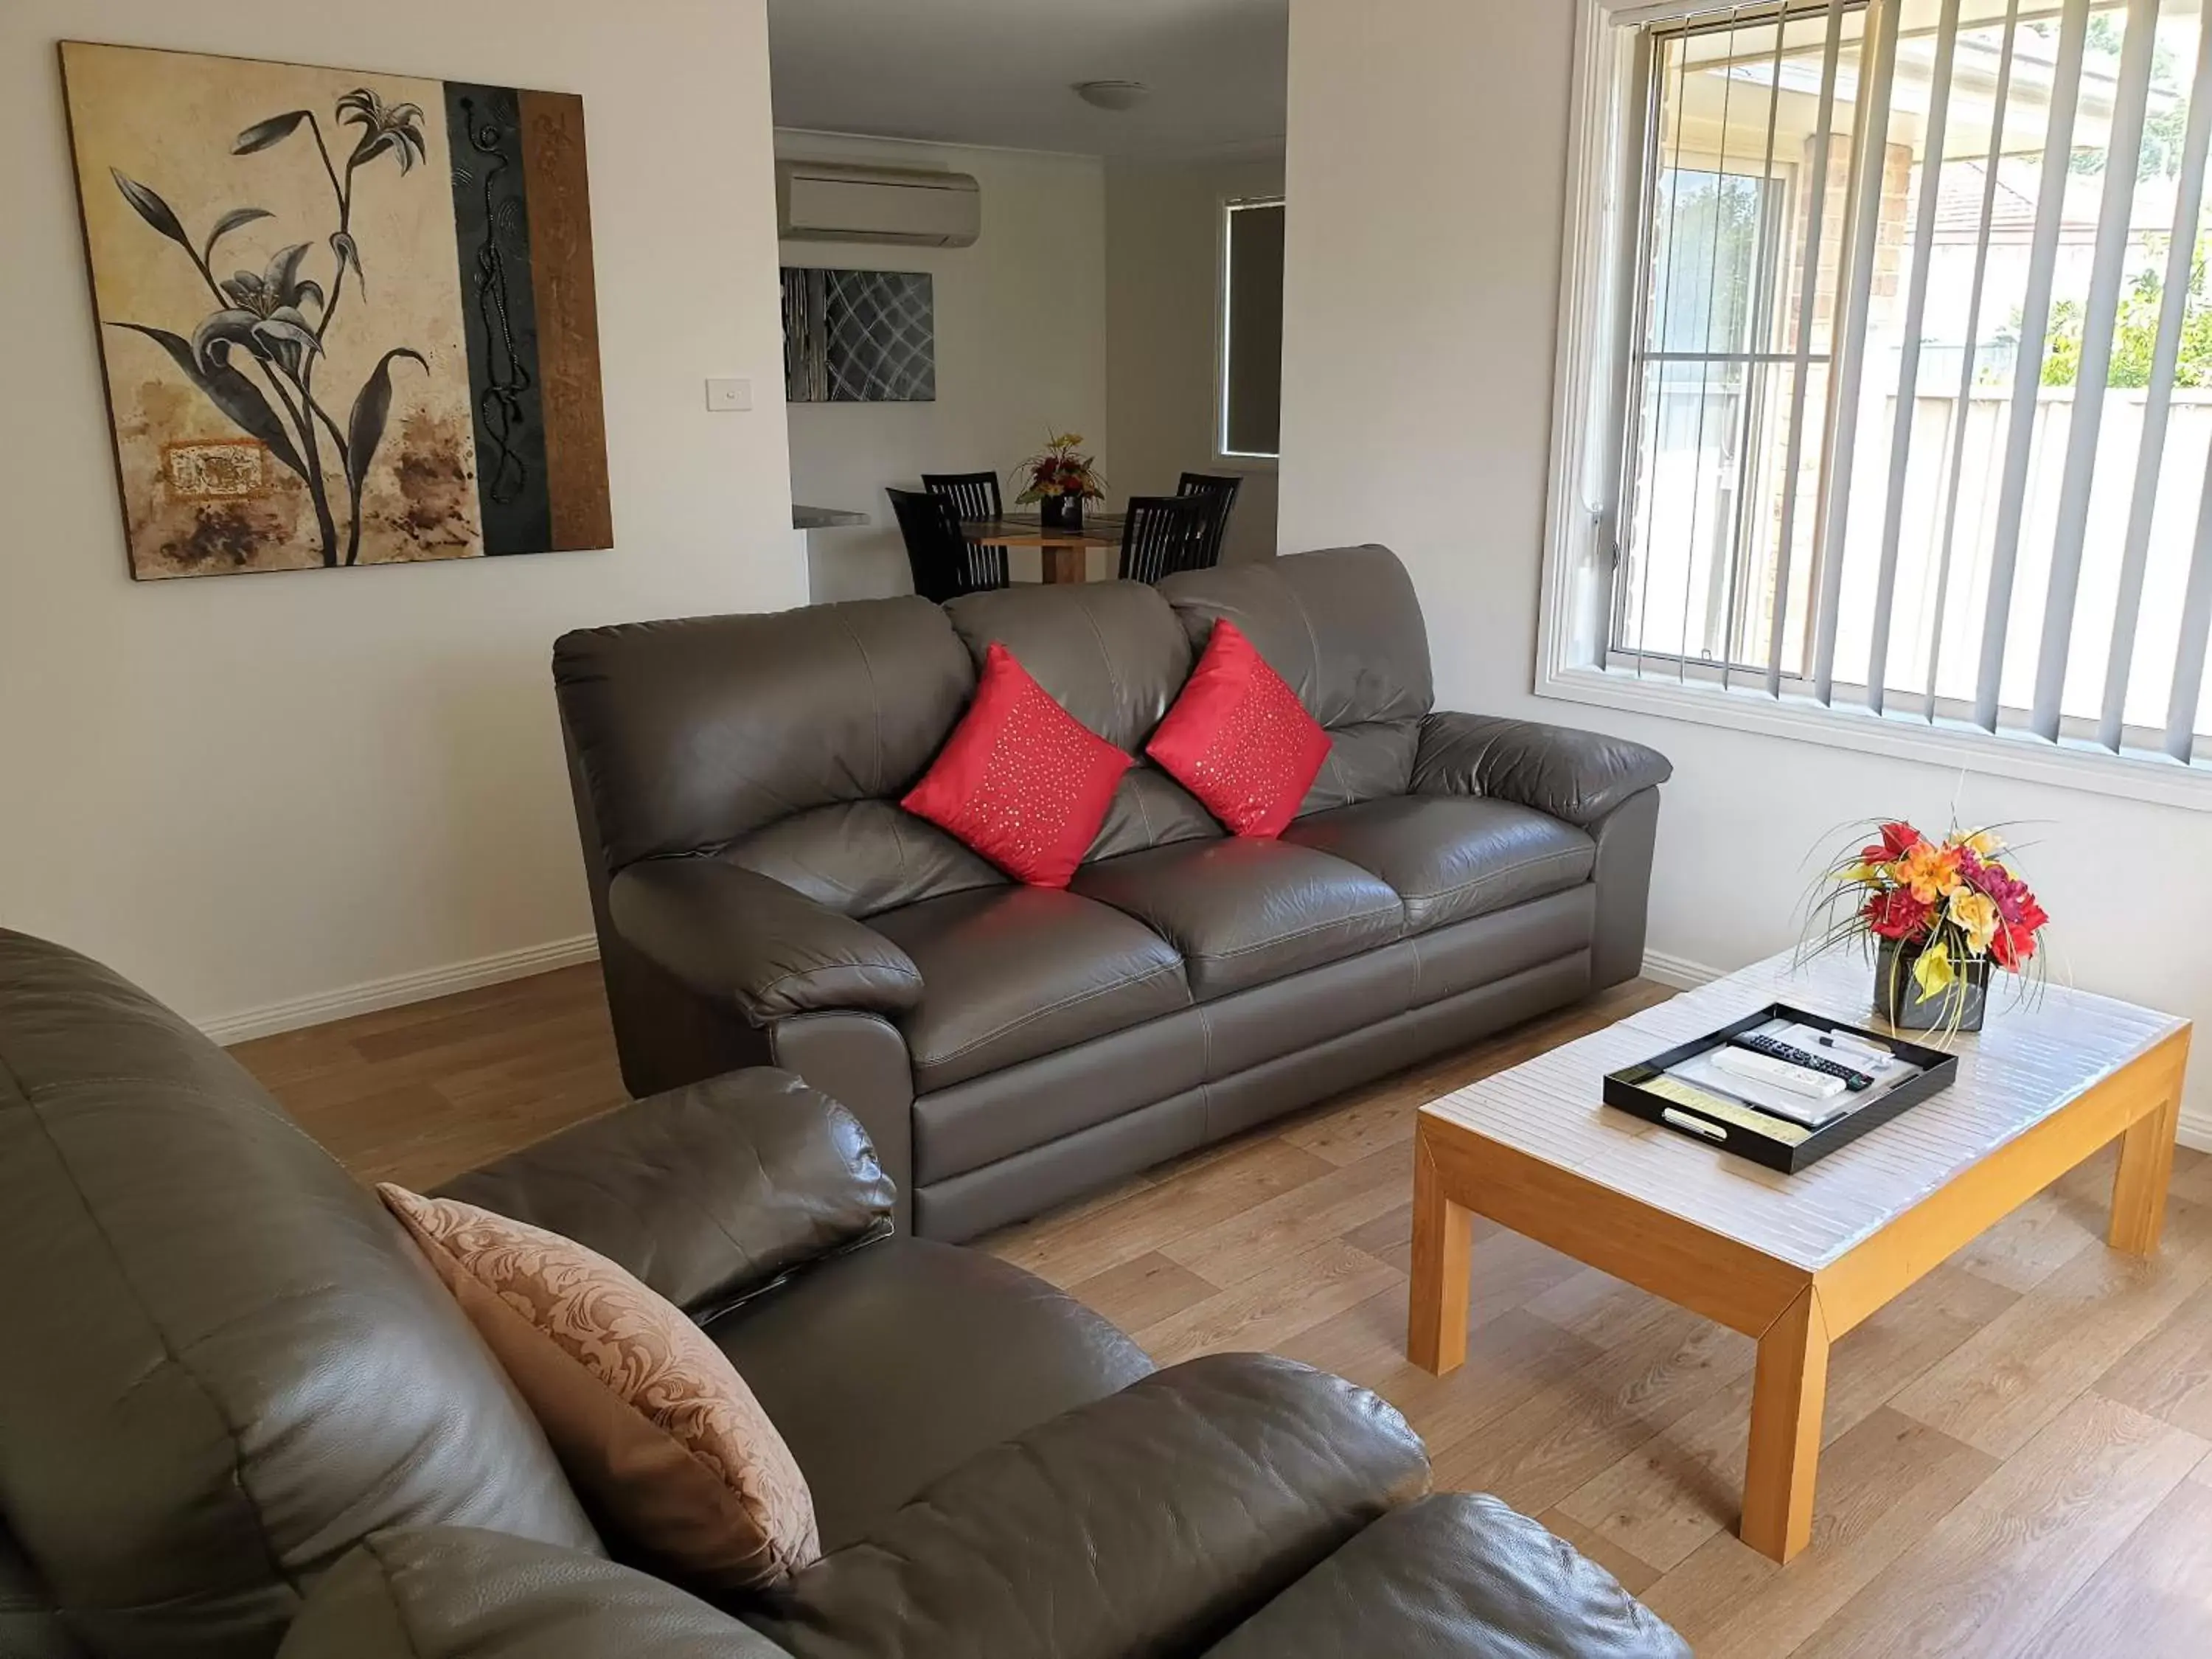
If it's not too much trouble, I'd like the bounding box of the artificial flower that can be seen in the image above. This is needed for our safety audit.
[1991,919,2038,969]
[1895,841,1963,904]
[1863,888,1930,940]
[1946,888,2000,955]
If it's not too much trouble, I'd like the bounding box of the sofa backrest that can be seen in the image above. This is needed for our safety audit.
[1161,545,1435,815]
[552,546,1436,908]
[0,931,599,1659]
[554,597,1009,918]
[943,582,1222,861]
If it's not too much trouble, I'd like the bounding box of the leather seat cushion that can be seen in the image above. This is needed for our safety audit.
[703,1238,1152,1552]
[1284,796,1595,935]
[1071,838,1404,1000]
[1201,1492,1689,1658]
[870,886,1191,1091]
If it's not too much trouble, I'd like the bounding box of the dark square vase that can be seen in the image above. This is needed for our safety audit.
[1039,493,1082,531]
[1874,938,1989,1032]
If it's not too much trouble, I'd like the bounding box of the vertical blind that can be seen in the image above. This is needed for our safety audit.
[1606,0,2212,765]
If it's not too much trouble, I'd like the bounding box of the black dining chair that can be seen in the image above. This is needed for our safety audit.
[1177,472,1242,569]
[1117,494,1214,585]
[890,487,1007,603]
[922,470,1004,525]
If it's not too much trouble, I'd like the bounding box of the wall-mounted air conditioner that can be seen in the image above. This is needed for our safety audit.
[776,161,981,248]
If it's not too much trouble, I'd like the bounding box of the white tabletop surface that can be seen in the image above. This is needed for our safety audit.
[1421,949,2187,1270]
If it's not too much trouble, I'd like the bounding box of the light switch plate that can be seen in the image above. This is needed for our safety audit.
[705,377,752,412]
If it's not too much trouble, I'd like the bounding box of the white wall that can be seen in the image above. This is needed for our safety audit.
[1281,0,2212,1141]
[779,132,1110,597]
[1105,150,1284,563]
[0,0,799,1035]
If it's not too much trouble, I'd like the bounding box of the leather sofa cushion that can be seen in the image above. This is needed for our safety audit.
[555,596,974,872]
[727,800,1002,919]
[1072,838,1404,999]
[1202,1492,1689,1658]
[870,886,1191,1091]
[276,1528,796,1659]
[944,580,1193,750]
[1161,547,1433,815]
[705,1238,1151,1552]
[1283,796,1596,935]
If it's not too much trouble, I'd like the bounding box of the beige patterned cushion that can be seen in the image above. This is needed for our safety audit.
[378,1184,819,1590]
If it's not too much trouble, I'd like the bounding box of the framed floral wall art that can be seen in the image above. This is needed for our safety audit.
[60,41,612,579]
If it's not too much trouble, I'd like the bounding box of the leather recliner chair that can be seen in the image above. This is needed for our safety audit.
[553,545,1673,1239]
[0,929,1684,1659]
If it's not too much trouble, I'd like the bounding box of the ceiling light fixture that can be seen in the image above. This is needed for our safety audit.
[1074,80,1151,113]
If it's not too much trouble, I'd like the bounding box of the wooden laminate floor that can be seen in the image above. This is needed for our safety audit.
[232,968,2212,1658]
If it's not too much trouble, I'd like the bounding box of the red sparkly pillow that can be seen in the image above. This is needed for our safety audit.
[1147,619,1332,838]
[902,642,1133,888]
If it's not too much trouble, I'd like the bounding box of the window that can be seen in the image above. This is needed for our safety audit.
[1219,197,1284,461]
[1545,0,2212,800]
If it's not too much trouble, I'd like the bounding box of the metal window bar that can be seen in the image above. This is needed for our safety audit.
[1924,0,2023,722]
[1811,0,1900,705]
[2028,0,2162,740]
[1717,10,1793,688]
[1862,0,1961,714]
[1764,0,1851,697]
[2101,1,2212,751]
[1630,16,1703,676]
[1971,0,2092,731]
[1671,5,1746,685]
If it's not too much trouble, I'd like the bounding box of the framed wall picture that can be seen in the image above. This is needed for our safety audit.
[60,40,613,578]
[781,266,935,403]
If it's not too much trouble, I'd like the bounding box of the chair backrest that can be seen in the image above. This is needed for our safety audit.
[1177,473,1242,568]
[890,487,1005,603]
[1118,494,1214,585]
[921,470,1003,524]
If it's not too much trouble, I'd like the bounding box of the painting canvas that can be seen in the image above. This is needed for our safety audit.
[782,267,935,403]
[60,41,612,580]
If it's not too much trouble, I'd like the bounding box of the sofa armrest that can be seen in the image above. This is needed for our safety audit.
[1200,1493,1689,1659]
[608,860,922,1027]
[747,1353,1429,1659]
[436,1069,894,1317]
[1411,712,1672,827]
[277,1528,794,1659]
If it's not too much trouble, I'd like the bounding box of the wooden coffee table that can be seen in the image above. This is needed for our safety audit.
[1405,950,2191,1563]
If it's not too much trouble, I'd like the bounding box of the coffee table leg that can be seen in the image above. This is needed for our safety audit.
[2110,1093,2182,1255]
[1742,1284,1830,1563]
[1408,1133,1472,1374]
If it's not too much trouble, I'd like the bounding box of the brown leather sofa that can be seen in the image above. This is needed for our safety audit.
[554,545,1672,1239]
[0,930,1686,1659]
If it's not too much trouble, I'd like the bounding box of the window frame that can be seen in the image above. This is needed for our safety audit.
[1536,0,2212,813]
[1214,192,1285,470]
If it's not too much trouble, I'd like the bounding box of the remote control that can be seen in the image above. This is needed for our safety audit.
[1729,1033,1874,1091]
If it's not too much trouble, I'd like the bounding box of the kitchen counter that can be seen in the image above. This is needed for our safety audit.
[793,504,869,530]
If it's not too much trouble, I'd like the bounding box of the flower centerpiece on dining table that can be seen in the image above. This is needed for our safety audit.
[1801,820,2049,1033]
[1013,432,1106,531]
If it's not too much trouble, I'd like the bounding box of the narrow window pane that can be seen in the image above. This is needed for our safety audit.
[1221,201,1284,459]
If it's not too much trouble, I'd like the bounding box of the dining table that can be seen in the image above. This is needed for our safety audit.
[961,512,1124,585]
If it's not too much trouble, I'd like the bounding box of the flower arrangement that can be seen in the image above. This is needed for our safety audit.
[1804,820,2049,1031]
[1013,432,1107,504]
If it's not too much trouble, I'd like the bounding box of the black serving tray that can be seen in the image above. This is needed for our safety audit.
[1603,1002,1958,1174]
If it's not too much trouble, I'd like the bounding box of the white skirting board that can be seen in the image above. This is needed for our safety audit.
[1641,950,2212,1155]
[198,936,600,1047]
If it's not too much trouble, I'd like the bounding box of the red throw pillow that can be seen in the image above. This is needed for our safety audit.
[1147,619,1331,838]
[902,641,1133,888]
